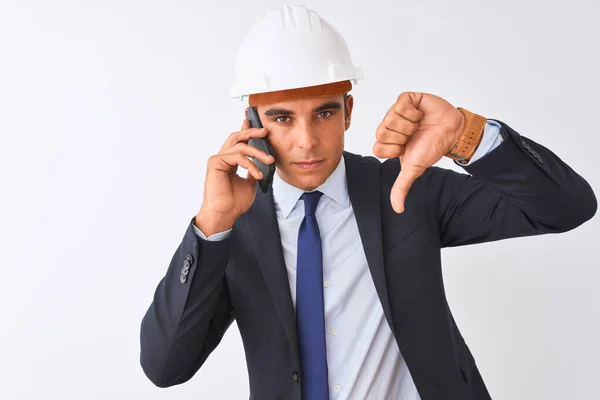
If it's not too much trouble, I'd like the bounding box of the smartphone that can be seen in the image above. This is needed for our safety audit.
[246,106,276,193]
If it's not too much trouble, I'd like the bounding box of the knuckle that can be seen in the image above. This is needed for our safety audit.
[375,142,401,158]
[232,142,244,151]
[402,122,415,136]
[393,120,405,134]
[207,155,223,169]
[241,143,255,155]
[384,114,396,128]
[409,109,422,122]
[394,101,408,115]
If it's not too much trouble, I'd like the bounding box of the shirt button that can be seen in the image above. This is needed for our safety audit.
[323,281,329,288]
[330,328,337,336]
[334,384,341,392]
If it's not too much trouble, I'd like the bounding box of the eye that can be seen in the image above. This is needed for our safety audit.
[317,111,333,119]
[275,116,290,123]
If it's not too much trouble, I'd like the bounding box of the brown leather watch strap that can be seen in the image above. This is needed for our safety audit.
[446,107,487,164]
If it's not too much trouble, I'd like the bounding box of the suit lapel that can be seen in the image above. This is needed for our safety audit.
[242,188,301,369]
[344,152,396,336]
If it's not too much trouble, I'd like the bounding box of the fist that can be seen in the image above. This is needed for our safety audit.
[374,92,465,213]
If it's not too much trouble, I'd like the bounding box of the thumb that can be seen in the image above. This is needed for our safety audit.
[391,161,424,213]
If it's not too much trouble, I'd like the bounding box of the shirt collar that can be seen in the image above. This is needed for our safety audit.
[272,155,350,219]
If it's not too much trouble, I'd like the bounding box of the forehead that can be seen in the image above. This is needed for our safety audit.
[256,94,343,112]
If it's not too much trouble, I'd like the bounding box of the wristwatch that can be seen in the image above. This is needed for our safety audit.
[446,107,487,164]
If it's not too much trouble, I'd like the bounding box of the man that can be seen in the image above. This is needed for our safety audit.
[139,5,596,399]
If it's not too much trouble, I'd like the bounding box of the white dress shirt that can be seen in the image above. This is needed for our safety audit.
[193,122,503,399]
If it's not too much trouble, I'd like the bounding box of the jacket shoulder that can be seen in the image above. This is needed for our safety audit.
[343,151,401,186]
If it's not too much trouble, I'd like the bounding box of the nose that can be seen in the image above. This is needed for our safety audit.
[295,120,319,150]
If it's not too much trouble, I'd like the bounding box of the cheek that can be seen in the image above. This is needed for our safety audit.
[265,131,290,159]
[320,128,345,149]
[321,117,346,143]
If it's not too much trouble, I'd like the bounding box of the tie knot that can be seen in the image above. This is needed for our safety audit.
[302,191,323,216]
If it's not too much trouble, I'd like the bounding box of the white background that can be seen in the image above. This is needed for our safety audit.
[1,0,599,399]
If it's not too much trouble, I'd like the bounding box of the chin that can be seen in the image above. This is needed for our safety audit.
[297,175,328,191]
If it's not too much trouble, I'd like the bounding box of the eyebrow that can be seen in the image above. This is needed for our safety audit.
[263,101,343,116]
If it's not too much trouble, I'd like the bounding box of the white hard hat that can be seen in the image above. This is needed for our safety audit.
[230,4,363,99]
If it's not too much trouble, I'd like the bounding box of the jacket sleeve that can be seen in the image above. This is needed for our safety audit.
[139,216,235,387]
[416,120,597,247]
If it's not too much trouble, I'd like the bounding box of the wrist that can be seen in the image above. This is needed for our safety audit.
[445,107,487,164]
[194,210,235,237]
[451,110,466,146]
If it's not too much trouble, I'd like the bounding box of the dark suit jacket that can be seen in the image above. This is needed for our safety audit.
[140,121,596,399]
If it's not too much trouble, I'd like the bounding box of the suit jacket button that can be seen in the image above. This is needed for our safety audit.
[180,258,190,283]
[186,254,193,264]
[293,372,300,383]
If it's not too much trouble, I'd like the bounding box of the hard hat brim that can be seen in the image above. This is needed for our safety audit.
[247,80,353,106]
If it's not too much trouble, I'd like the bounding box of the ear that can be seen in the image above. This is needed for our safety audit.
[344,94,354,130]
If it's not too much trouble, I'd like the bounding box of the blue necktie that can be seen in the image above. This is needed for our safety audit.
[296,190,329,399]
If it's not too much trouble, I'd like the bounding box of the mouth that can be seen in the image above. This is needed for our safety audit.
[295,159,325,170]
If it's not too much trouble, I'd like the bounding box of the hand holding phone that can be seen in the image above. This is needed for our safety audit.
[195,114,274,236]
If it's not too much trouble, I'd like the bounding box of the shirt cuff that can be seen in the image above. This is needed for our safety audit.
[456,120,504,166]
[192,223,233,241]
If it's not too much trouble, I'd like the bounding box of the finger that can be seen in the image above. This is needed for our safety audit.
[245,171,258,186]
[241,118,250,131]
[221,127,268,151]
[394,92,425,123]
[373,142,405,158]
[390,163,426,213]
[376,125,411,145]
[382,109,420,136]
[235,126,269,144]
[215,152,265,180]
[222,142,275,165]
